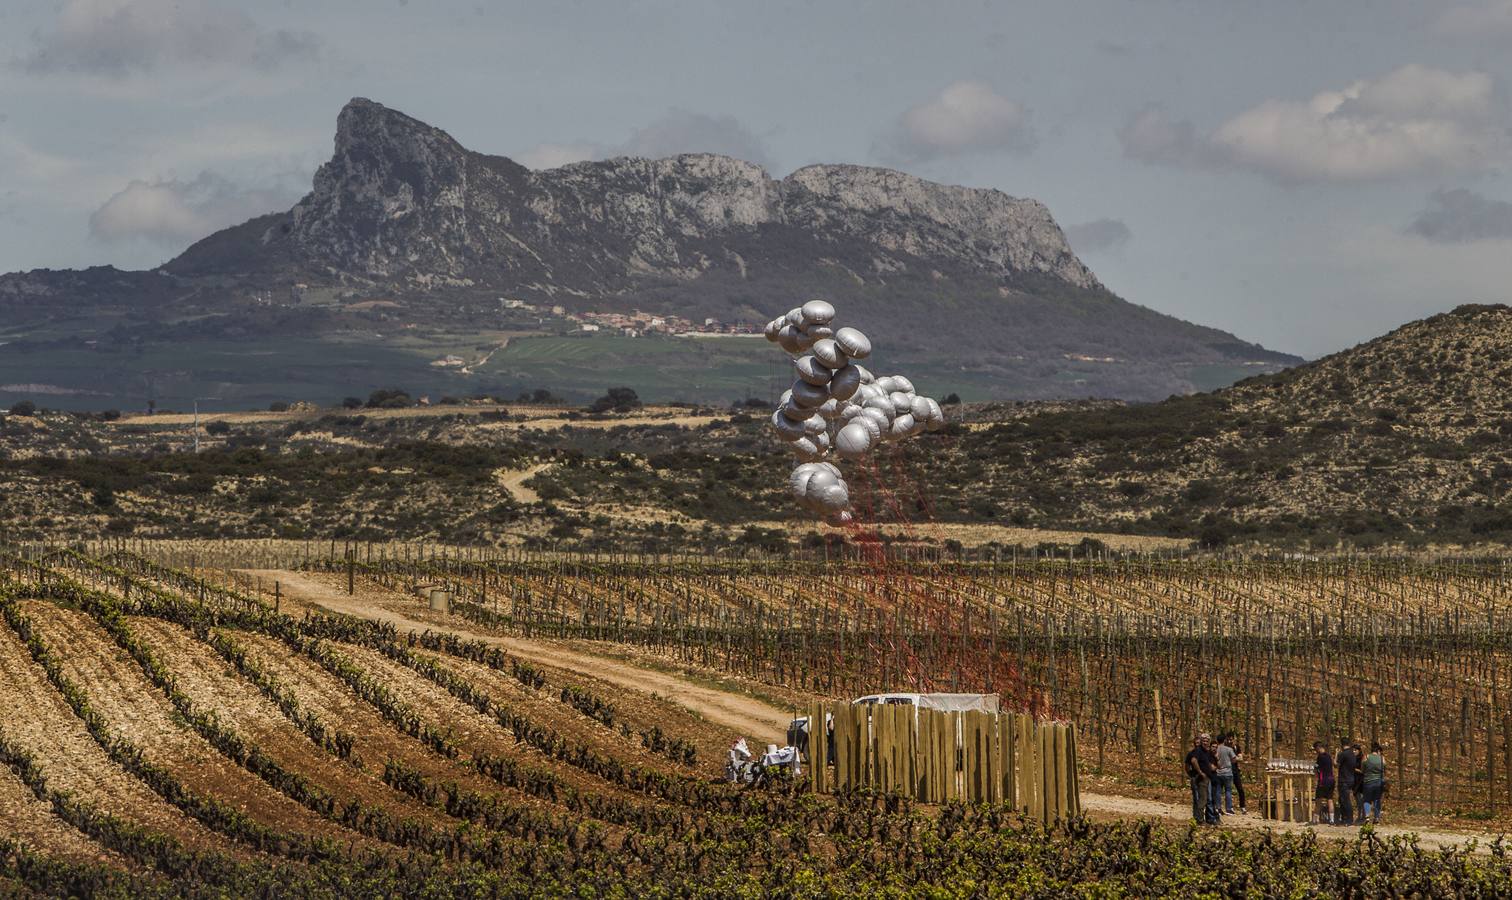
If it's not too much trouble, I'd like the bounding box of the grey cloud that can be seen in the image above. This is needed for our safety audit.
[620,109,772,169]
[1117,104,1225,169]
[19,0,320,76]
[519,109,772,170]
[1407,188,1512,243]
[876,80,1035,164]
[1065,218,1133,254]
[1434,2,1512,39]
[90,171,304,245]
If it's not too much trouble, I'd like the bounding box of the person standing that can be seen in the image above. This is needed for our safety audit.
[1311,741,1336,825]
[1231,739,1248,814]
[1336,739,1360,826]
[1361,742,1387,824]
[1185,735,1210,824]
[1214,734,1238,815]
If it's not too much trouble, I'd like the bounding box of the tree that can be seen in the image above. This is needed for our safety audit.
[8,400,36,417]
[342,396,363,409]
[268,401,289,412]
[943,393,962,405]
[519,388,561,404]
[366,388,411,409]
[589,387,641,414]
[205,421,231,436]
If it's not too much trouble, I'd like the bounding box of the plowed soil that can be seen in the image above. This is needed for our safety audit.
[0,623,242,856]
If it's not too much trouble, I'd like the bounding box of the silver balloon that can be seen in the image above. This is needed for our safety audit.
[889,414,916,438]
[857,410,885,441]
[793,356,832,386]
[873,375,898,394]
[924,398,945,430]
[828,365,861,401]
[854,365,875,384]
[890,391,914,414]
[816,397,842,420]
[790,379,828,408]
[790,435,823,460]
[834,327,872,360]
[785,308,805,327]
[777,325,803,354]
[772,409,807,441]
[801,299,836,326]
[802,415,826,436]
[892,375,915,394]
[910,395,932,420]
[807,325,835,341]
[811,338,847,370]
[765,319,782,341]
[835,422,874,460]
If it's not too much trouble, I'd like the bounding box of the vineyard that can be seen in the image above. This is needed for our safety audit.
[3,541,1512,895]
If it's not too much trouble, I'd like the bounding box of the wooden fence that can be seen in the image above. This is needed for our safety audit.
[807,701,1080,821]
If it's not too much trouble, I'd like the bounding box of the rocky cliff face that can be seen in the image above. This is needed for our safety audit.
[171,98,1095,294]
[7,97,1300,403]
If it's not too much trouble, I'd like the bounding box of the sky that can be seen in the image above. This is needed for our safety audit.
[3,0,1512,359]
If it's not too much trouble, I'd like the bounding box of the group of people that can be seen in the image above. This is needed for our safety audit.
[1184,733,1247,825]
[1185,732,1388,826]
[1313,739,1388,826]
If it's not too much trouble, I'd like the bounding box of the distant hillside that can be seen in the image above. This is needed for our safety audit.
[0,98,1298,410]
[943,304,1512,547]
[1,306,1507,551]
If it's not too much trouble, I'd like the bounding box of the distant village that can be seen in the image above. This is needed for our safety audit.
[498,298,761,338]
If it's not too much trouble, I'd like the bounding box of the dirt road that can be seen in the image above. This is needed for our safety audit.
[494,463,549,504]
[251,568,1498,851]
[244,569,795,740]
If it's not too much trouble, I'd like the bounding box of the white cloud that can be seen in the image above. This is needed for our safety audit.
[1407,188,1512,243]
[879,80,1035,163]
[1121,65,1510,183]
[1064,218,1133,255]
[517,142,602,170]
[1434,2,1512,39]
[18,0,320,76]
[89,171,303,245]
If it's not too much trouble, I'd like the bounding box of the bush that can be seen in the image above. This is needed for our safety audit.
[205,421,231,436]
[101,409,121,421]
[588,387,641,414]
[519,388,561,404]
[366,388,412,409]
[342,397,363,409]
[268,402,289,412]
[8,400,37,417]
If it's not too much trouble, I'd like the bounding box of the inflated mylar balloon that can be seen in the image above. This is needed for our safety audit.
[763,299,947,521]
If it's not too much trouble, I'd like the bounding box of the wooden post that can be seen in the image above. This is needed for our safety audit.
[1154,687,1165,759]
[1263,692,1273,763]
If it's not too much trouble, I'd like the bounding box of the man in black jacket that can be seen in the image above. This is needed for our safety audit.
[1336,740,1361,825]
[1184,733,1220,824]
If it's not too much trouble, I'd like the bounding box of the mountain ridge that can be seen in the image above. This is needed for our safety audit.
[3,97,1300,407]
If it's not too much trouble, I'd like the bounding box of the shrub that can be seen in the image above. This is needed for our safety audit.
[366,388,412,409]
[268,402,290,412]
[8,400,37,417]
[205,421,231,436]
[588,387,641,414]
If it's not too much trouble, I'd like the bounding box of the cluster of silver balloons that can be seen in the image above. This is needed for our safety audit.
[764,299,945,523]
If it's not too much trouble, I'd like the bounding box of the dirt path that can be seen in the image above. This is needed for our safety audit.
[494,463,549,504]
[249,570,1499,851]
[1080,791,1496,852]
[245,570,796,741]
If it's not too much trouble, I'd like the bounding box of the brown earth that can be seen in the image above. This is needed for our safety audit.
[251,569,1501,852]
